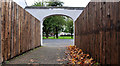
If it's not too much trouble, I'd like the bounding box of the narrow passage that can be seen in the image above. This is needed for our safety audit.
[6,39,73,64]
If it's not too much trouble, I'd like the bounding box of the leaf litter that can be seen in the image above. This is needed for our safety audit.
[56,45,98,65]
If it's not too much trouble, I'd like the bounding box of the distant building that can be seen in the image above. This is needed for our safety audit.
[59,32,73,36]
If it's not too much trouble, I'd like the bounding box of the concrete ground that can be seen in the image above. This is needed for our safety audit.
[5,39,74,64]
[43,39,74,47]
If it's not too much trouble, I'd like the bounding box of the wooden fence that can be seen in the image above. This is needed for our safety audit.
[0,0,41,62]
[75,2,120,64]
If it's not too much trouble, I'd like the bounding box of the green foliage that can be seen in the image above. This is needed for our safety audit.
[33,0,64,7]
[66,18,73,33]
[43,16,74,39]
[46,1,64,6]
[43,17,53,38]
[64,18,74,38]
[33,2,45,6]
[43,16,66,38]
[50,16,66,32]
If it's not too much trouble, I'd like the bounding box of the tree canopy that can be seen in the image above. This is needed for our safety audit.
[33,0,64,7]
[64,18,74,38]
[43,16,66,38]
[33,2,45,6]
[46,1,64,6]
[43,16,73,38]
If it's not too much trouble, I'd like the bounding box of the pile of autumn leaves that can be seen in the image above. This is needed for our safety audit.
[65,45,95,64]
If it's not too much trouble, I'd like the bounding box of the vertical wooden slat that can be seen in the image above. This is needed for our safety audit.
[110,2,119,64]
[13,2,16,56]
[16,2,19,56]
[10,1,14,58]
[105,2,111,64]
[8,0,11,59]
[0,1,41,62]
[20,6,24,53]
[4,0,9,60]
[101,2,106,64]
[18,7,21,54]
[118,1,120,64]
[75,1,120,64]
[1,0,5,61]
[0,0,2,63]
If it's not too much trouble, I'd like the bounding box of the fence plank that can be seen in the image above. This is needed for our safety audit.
[0,1,41,62]
[8,0,11,59]
[75,1,120,64]
[1,0,6,61]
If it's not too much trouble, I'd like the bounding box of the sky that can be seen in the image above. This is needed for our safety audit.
[15,0,91,8]
[8,0,120,8]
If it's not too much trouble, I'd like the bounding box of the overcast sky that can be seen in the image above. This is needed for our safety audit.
[9,0,120,8]
[25,0,91,7]
[13,0,91,8]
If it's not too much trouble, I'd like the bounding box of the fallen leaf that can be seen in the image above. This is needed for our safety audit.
[65,45,96,64]
[57,59,64,62]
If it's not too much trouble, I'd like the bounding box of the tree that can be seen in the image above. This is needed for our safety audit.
[51,16,66,38]
[33,0,64,7]
[43,16,66,38]
[43,17,53,38]
[46,0,64,6]
[33,2,45,6]
[64,18,74,38]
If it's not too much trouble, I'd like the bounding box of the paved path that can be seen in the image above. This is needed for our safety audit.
[6,39,73,64]
[43,39,74,47]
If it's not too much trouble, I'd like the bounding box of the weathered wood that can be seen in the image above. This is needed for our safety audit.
[8,0,11,59]
[1,0,5,61]
[11,1,14,58]
[0,1,41,62]
[0,0,2,63]
[118,1,120,64]
[75,1,120,64]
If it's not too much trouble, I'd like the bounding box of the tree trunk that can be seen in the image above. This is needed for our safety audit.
[56,33,58,38]
[54,33,55,38]
[71,32,73,38]
[71,29,73,38]
[46,32,49,38]
[55,27,58,38]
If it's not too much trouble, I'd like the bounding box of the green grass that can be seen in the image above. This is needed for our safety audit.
[43,36,73,39]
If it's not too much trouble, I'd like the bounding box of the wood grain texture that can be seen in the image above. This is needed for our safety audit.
[0,0,2,63]
[0,1,41,62]
[75,1,120,64]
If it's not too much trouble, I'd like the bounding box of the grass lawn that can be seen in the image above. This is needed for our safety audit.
[43,36,73,39]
